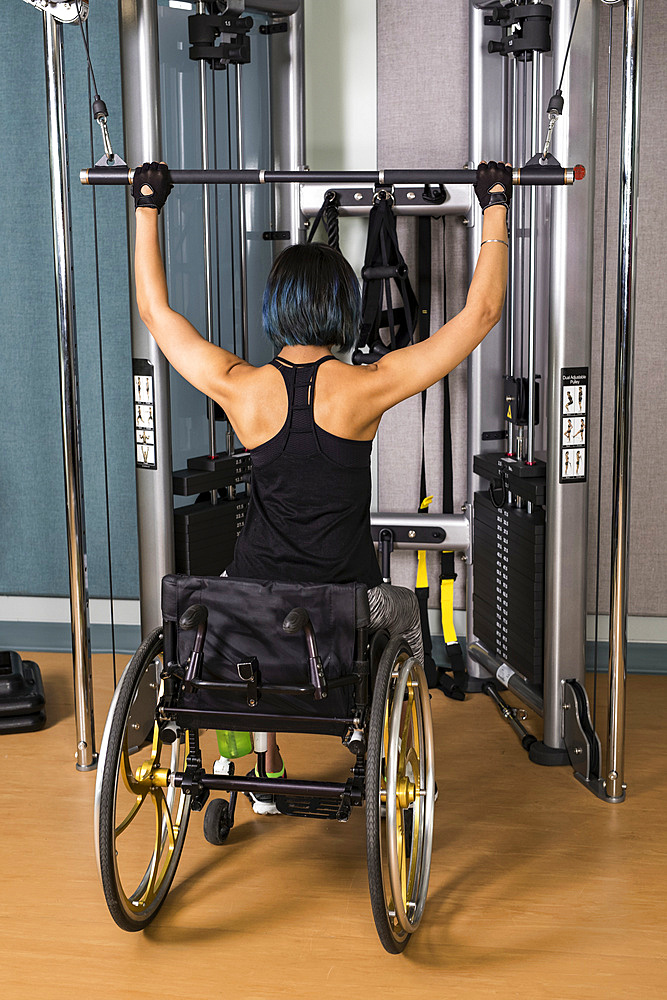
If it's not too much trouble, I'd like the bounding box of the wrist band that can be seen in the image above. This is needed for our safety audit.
[480,239,509,248]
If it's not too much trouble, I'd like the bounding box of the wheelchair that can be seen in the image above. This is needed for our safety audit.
[94,574,436,953]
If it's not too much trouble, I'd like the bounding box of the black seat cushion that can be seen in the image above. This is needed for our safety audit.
[161,575,367,719]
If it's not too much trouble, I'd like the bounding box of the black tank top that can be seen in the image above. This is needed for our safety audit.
[225,356,382,588]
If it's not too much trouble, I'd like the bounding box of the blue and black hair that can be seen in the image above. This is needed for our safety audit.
[262,243,361,352]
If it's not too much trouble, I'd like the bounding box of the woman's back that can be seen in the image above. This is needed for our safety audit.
[225,355,382,588]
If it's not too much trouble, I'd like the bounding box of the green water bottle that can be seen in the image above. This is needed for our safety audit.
[216,729,253,759]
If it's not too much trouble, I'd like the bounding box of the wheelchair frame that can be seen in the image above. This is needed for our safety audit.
[94,578,436,954]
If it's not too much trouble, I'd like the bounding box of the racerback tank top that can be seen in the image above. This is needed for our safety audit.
[225,356,382,588]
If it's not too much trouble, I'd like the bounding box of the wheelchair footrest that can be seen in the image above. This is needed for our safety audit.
[275,794,350,821]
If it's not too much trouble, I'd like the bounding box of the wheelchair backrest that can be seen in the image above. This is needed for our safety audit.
[161,575,369,719]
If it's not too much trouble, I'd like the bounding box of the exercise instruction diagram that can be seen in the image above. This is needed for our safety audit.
[133,359,157,470]
[560,367,587,483]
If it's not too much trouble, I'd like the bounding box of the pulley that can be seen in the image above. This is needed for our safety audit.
[22,0,87,24]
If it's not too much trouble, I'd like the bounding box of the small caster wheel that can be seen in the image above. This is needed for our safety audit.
[203,798,232,845]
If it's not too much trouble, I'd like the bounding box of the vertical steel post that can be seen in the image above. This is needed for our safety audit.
[544,0,598,751]
[606,0,643,801]
[268,1,305,247]
[235,63,249,360]
[197,4,217,460]
[43,13,96,771]
[526,51,541,467]
[506,54,519,461]
[118,0,175,635]
[466,2,507,683]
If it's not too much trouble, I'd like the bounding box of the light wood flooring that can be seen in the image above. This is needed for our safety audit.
[1,651,666,1000]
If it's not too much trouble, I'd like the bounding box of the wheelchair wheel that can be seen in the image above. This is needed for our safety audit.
[366,637,436,953]
[95,627,192,931]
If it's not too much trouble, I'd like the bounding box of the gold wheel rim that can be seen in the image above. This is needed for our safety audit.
[112,660,189,916]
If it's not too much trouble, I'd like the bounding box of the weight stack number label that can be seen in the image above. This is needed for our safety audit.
[560,367,588,484]
[133,359,157,470]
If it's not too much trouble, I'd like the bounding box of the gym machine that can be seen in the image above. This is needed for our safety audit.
[465,0,642,804]
[36,1,640,802]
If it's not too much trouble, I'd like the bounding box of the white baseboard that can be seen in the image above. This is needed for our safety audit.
[428,608,667,644]
[1,598,665,645]
[0,596,140,627]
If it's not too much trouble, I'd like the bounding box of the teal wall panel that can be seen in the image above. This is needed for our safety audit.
[0,2,138,600]
[1,3,276,618]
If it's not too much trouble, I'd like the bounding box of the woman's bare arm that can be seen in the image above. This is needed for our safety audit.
[134,205,248,400]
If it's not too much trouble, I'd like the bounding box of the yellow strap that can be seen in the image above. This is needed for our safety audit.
[440,571,457,645]
[416,495,434,590]
[416,549,429,589]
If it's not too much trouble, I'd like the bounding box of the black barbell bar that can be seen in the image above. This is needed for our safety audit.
[80,164,586,187]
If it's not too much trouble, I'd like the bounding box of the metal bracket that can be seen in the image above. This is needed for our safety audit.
[300,182,472,221]
[562,679,624,802]
[237,656,260,707]
[370,512,470,552]
[22,0,87,23]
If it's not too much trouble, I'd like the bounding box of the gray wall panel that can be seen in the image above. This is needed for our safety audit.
[377,0,469,603]
[587,2,666,616]
[378,0,665,618]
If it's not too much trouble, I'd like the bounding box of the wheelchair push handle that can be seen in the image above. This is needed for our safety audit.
[282,607,328,701]
[180,604,209,688]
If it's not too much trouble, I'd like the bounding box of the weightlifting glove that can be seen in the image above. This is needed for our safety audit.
[132,161,173,213]
[474,160,513,213]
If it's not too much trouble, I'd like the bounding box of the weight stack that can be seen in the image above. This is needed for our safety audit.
[472,489,545,686]
[174,495,248,577]
[0,650,46,734]
[173,449,252,577]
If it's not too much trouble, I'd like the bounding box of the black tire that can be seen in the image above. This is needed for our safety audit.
[97,627,192,931]
[365,636,412,954]
[203,798,232,846]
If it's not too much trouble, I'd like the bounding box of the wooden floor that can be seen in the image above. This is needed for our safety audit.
[2,652,666,1000]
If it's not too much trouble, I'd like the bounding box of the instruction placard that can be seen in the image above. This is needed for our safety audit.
[560,367,587,483]
[133,359,157,470]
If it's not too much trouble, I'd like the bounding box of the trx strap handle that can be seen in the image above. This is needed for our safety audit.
[307,189,341,250]
[353,192,418,365]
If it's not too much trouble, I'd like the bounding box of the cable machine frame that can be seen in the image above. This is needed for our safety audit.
[38,1,641,792]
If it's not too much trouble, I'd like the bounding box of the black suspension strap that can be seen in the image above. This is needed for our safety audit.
[415,214,437,688]
[435,218,466,701]
[83,15,117,685]
[307,189,341,250]
[352,191,418,365]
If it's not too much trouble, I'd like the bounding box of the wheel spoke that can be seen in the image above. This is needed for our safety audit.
[140,787,175,906]
[119,742,142,795]
[115,793,147,839]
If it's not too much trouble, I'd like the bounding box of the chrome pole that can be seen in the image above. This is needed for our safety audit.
[235,63,249,360]
[506,54,518,461]
[197,5,217,461]
[43,13,96,771]
[268,1,305,248]
[118,0,175,635]
[606,0,644,802]
[526,49,541,467]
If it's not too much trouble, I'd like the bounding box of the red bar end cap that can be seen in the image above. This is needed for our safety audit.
[574,164,586,181]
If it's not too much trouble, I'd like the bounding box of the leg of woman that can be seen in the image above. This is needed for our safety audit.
[367,584,425,665]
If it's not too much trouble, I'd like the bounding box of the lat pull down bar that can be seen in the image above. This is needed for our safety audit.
[80,164,585,187]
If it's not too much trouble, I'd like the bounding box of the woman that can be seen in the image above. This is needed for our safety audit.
[133,160,511,810]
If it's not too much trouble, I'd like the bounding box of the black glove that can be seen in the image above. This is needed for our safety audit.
[474,160,513,213]
[132,161,173,213]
